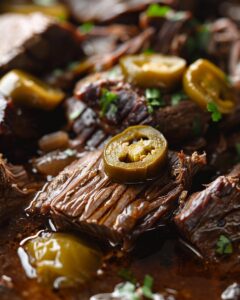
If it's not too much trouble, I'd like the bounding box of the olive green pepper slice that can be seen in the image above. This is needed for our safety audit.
[120,54,186,89]
[183,59,236,114]
[0,3,69,20]
[0,69,65,110]
[103,125,168,183]
[24,233,102,289]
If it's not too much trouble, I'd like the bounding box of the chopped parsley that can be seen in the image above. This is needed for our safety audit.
[141,275,154,299]
[100,88,118,117]
[196,24,211,51]
[207,102,222,122]
[216,235,233,255]
[118,268,136,284]
[114,275,154,300]
[145,88,165,113]
[143,48,155,55]
[171,91,188,106]
[67,61,80,70]
[114,282,139,300]
[146,4,171,18]
[78,22,95,33]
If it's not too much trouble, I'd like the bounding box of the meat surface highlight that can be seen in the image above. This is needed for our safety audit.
[0,156,33,223]
[0,13,82,75]
[175,164,240,262]
[29,149,206,247]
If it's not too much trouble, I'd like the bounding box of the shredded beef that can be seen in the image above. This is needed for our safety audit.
[29,150,206,247]
[62,0,176,24]
[175,164,240,262]
[0,13,82,75]
[74,77,209,146]
[0,156,33,223]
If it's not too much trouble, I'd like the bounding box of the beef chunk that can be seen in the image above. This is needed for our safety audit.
[0,156,33,222]
[74,77,209,146]
[174,165,240,262]
[0,13,82,75]
[46,27,154,91]
[62,0,176,24]
[29,150,205,247]
[0,94,65,162]
[140,6,192,57]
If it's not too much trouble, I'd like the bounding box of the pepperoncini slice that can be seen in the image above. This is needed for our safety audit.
[103,125,168,183]
[0,70,65,110]
[0,2,69,20]
[24,233,102,289]
[120,54,186,89]
[183,59,236,114]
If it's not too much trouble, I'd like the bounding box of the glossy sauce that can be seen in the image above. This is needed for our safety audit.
[0,210,238,300]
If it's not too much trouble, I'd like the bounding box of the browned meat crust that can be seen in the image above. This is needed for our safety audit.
[62,0,177,24]
[175,164,240,261]
[0,156,33,223]
[74,77,209,146]
[0,13,82,75]
[29,150,206,247]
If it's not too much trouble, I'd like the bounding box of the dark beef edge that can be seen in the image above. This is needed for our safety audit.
[174,164,240,262]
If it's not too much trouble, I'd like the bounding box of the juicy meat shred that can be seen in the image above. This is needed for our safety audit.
[174,164,240,261]
[47,27,154,90]
[29,150,206,247]
[0,13,82,75]
[74,77,209,145]
[0,155,33,223]
[140,7,192,57]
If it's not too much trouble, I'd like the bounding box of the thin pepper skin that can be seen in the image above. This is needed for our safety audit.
[120,54,186,89]
[0,69,65,110]
[183,59,236,114]
[103,125,168,183]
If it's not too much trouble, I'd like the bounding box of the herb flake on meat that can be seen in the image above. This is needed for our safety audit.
[146,4,171,18]
[171,91,188,106]
[79,22,95,33]
[100,88,118,117]
[145,88,165,113]
[207,102,222,122]
[216,235,233,255]
[141,275,154,299]
[118,268,137,284]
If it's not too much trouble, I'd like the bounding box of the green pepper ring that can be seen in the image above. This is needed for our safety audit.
[103,125,168,183]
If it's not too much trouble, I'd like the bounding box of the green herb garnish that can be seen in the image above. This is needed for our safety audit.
[171,91,188,106]
[196,24,211,51]
[100,88,118,117]
[52,69,63,77]
[141,275,154,299]
[67,61,79,71]
[143,48,155,55]
[146,4,171,18]
[115,274,154,300]
[216,235,233,255]
[115,282,140,300]
[118,268,136,284]
[145,88,165,113]
[79,22,95,33]
[207,102,222,122]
